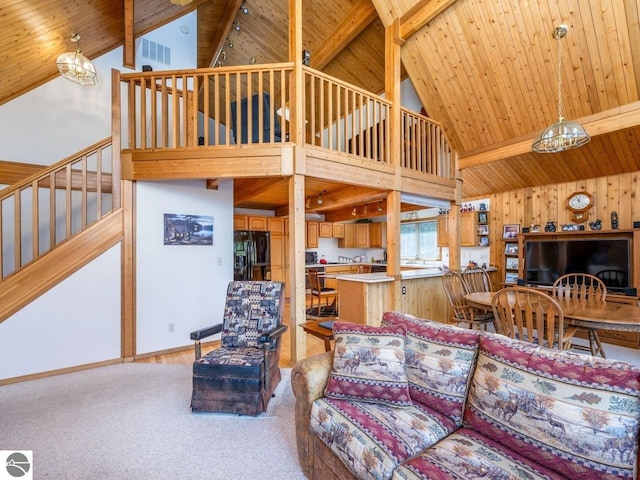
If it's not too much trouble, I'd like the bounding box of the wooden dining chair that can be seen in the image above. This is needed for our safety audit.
[461,266,496,329]
[307,268,337,316]
[491,286,567,350]
[551,273,607,357]
[442,271,495,331]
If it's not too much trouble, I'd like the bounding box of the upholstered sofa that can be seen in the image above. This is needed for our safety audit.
[292,311,640,480]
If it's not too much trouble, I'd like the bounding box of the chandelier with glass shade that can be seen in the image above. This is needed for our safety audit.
[531,25,590,153]
[56,34,97,86]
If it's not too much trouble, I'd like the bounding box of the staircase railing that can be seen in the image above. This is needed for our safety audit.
[0,138,119,279]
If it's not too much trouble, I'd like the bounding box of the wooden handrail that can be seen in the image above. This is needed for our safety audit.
[0,138,118,279]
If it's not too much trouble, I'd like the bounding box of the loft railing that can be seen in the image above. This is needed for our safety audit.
[400,108,454,178]
[118,63,453,180]
[120,63,293,150]
[303,67,392,164]
[0,138,118,279]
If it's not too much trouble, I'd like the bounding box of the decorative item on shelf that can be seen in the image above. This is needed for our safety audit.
[561,224,579,231]
[504,243,518,255]
[479,203,487,211]
[589,219,602,230]
[566,191,593,223]
[611,211,619,229]
[531,25,590,153]
[544,221,557,232]
[530,224,540,233]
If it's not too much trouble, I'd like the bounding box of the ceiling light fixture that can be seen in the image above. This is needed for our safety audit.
[532,25,590,153]
[233,21,241,32]
[227,38,233,48]
[305,197,311,209]
[240,1,249,14]
[377,201,383,213]
[56,34,97,86]
[352,207,357,216]
[316,193,323,205]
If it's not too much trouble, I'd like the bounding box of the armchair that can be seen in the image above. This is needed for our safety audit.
[190,281,287,415]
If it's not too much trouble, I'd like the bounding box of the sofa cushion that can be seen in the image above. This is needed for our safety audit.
[310,397,458,480]
[391,427,568,480]
[382,311,480,424]
[325,321,412,407]
[464,332,640,480]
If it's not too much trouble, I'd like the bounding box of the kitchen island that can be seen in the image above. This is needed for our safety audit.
[335,268,451,326]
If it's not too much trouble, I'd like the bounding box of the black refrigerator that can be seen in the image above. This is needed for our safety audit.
[234,230,271,281]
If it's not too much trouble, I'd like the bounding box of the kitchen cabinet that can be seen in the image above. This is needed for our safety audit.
[437,212,477,247]
[267,217,284,234]
[369,222,385,248]
[355,223,370,248]
[332,223,345,238]
[338,223,356,248]
[248,216,268,231]
[234,215,248,230]
[319,222,333,238]
[306,221,319,248]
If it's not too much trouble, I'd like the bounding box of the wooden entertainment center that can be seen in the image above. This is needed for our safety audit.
[513,229,640,349]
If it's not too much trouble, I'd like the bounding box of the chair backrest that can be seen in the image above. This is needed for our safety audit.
[442,271,471,322]
[595,269,628,289]
[552,273,607,303]
[358,265,372,274]
[221,281,284,348]
[491,286,564,349]
[230,92,282,144]
[307,269,322,293]
[461,267,493,293]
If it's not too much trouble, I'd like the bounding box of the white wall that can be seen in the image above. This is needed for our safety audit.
[135,179,234,354]
[0,13,219,380]
[0,246,121,379]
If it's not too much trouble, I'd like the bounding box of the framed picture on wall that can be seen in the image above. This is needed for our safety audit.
[503,224,520,239]
[505,243,519,255]
[505,272,518,284]
[477,225,489,235]
[164,213,214,245]
[478,236,489,247]
[506,258,519,270]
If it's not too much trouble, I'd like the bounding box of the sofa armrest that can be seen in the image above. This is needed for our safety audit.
[291,351,333,478]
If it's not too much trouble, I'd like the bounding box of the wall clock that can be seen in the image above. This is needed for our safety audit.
[566,191,593,223]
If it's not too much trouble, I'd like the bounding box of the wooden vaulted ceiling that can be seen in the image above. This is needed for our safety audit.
[2,0,640,208]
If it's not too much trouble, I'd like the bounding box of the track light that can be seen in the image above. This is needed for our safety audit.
[227,38,233,48]
[352,207,357,216]
[233,21,241,32]
[240,2,249,14]
[220,51,227,61]
[364,205,368,214]
[377,201,383,212]
[316,194,323,205]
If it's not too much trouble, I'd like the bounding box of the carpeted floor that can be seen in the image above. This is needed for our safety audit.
[0,364,305,480]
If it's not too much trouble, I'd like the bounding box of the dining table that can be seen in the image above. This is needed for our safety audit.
[465,291,640,332]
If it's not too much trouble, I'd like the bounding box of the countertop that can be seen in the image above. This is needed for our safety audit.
[335,267,448,283]
[305,262,386,269]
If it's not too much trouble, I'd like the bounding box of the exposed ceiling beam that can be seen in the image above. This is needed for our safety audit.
[123,0,135,69]
[398,0,459,42]
[306,186,386,213]
[312,0,378,70]
[206,0,245,67]
[458,101,640,170]
[0,161,45,185]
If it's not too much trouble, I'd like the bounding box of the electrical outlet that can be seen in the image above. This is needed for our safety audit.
[168,323,175,333]
[402,286,406,294]
[217,257,223,266]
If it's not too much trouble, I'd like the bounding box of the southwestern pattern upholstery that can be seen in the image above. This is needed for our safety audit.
[292,311,640,480]
[325,321,411,407]
[190,281,286,415]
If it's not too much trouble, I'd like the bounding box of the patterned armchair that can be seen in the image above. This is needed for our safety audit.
[190,281,287,415]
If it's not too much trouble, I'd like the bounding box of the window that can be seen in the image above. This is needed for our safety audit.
[401,220,440,261]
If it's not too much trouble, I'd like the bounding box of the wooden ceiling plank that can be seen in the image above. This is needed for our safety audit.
[398,0,459,42]
[233,177,287,204]
[205,0,245,67]
[312,0,378,70]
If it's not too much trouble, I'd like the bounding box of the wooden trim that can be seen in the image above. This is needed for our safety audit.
[0,358,124,386]
[398,0,459,42]
[123,0,135,69]
[121,180,136,358]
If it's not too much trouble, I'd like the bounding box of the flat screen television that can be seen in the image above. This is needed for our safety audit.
[524,238,631,292]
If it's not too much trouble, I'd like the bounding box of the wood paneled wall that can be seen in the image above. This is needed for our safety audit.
[477,171,640,271]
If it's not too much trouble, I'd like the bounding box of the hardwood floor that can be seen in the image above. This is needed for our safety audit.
[136,300,327,366]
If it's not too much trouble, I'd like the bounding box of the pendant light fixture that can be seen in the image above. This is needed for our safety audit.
[56,34,97,86]
[531,25,590,153]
